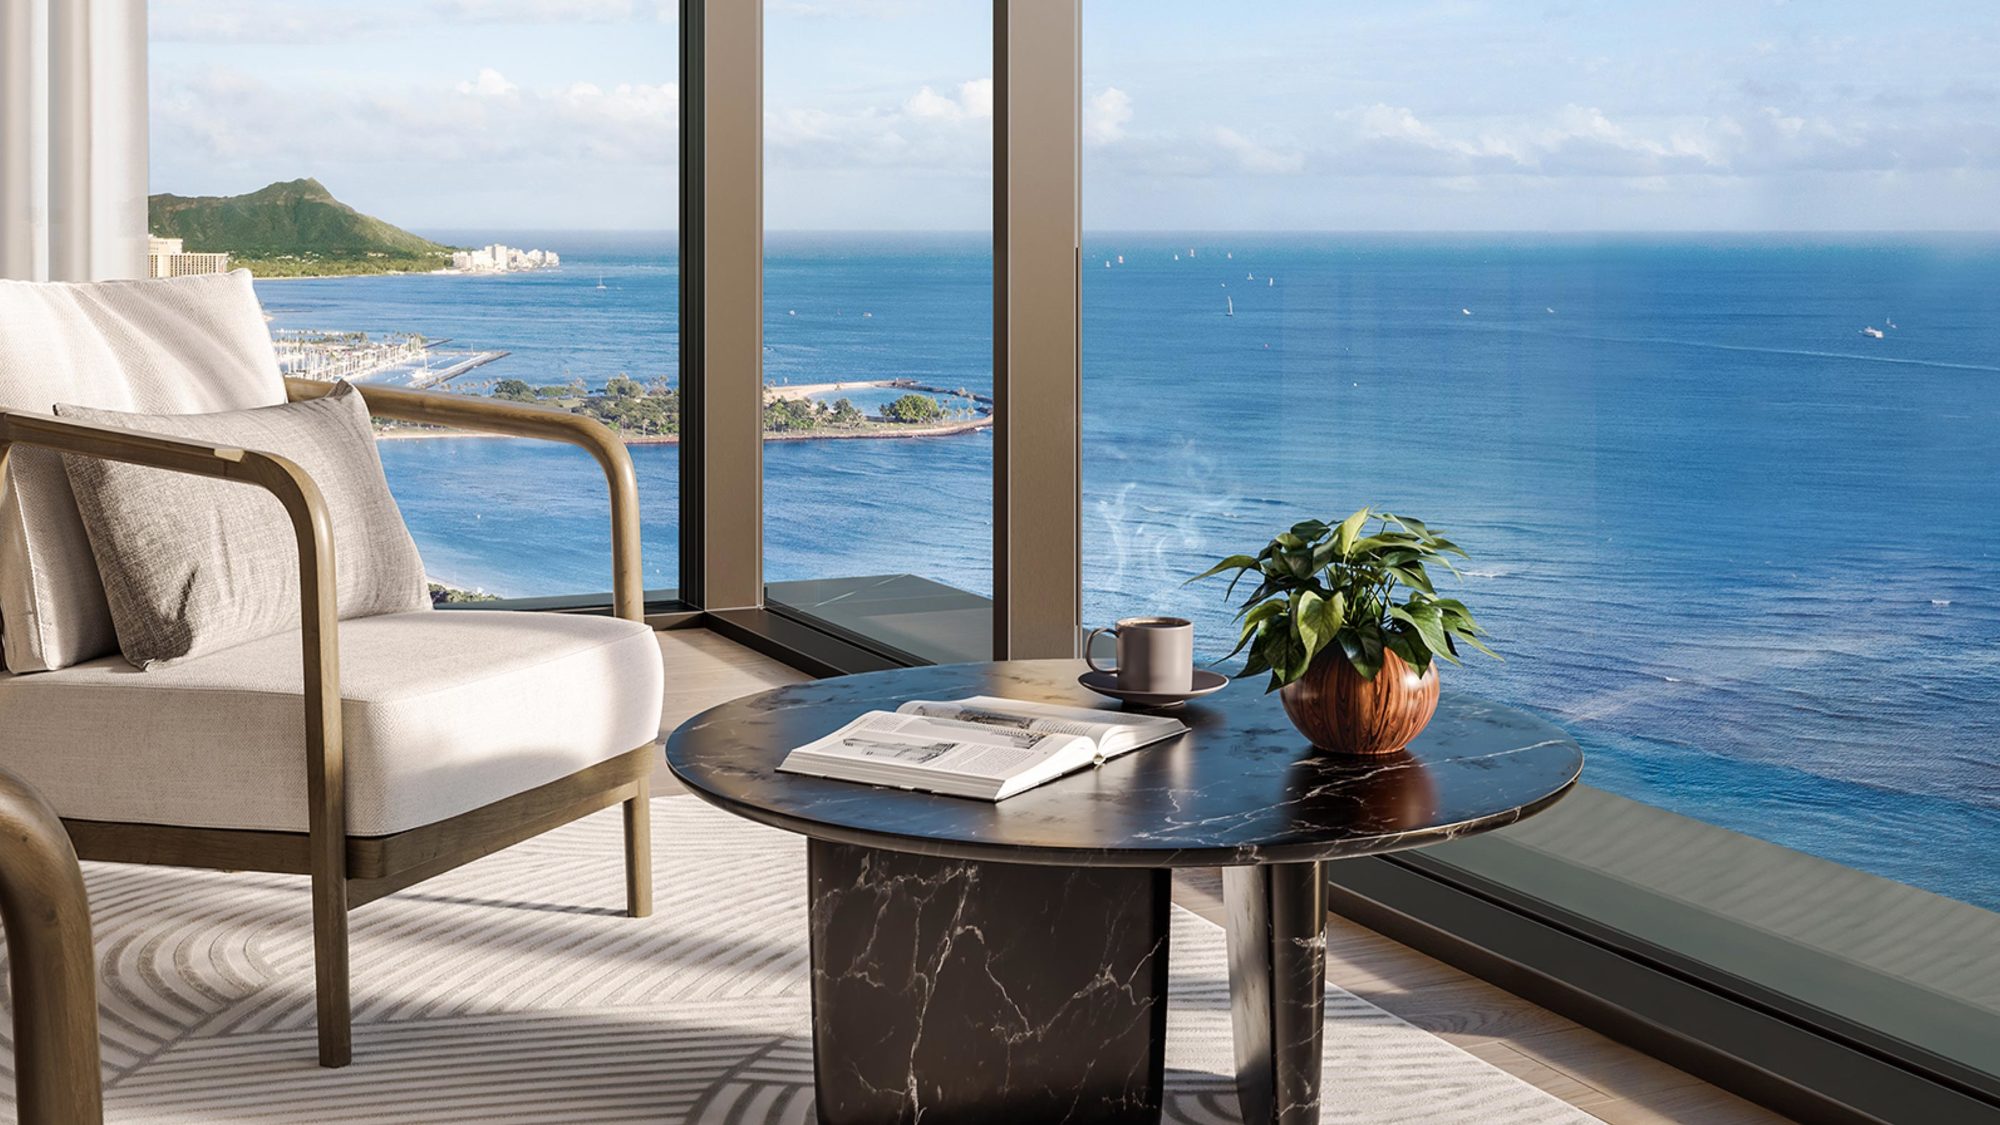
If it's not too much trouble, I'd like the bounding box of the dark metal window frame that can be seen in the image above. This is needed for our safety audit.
[478,3,2000,1120]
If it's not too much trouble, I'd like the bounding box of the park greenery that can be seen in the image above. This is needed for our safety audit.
[1192,508,1497,691]
[475,379,979,440]
[880,393,945,424]
[148,178,459,278]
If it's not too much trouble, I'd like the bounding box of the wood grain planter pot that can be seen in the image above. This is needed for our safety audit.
[1279,648,1441,755]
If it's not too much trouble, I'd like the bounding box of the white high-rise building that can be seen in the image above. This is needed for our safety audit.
[147,235,230,278]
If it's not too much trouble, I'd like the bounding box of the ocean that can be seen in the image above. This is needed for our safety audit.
[252,230,2000,912]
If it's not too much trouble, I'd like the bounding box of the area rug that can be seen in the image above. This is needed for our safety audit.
[0,798,1592,1123]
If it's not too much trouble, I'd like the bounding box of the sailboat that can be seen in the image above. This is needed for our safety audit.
[1225,296,1234,317]
[595,275,608,291]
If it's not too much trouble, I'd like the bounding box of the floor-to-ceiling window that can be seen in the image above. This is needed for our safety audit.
[1082,0,1999,1090]
[758,0,993,663]
[148,0,680,603]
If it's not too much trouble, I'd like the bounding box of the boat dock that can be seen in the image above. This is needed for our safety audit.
[412,350,508,388]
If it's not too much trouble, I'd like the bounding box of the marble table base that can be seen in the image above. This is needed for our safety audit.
[1226,861,1328,1125]
[807,840,1171,1125]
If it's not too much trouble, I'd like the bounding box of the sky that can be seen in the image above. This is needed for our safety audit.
[147,0,2000,232]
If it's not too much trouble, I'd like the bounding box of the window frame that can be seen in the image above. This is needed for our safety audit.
[676,3,2000,1120]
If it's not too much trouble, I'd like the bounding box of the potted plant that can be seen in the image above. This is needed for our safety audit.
[1191,508,1496,755]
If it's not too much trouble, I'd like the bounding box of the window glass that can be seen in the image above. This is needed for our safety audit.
[148,0,681,601]
[761,0,993,661]
[1083,0,2000,1075]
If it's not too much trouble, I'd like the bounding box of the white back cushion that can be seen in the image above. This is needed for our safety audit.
[0,271,286,671]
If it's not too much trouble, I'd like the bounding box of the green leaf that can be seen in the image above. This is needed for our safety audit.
[1384,629,1432,674]
[1240,639,1272,680]
[1402,601,1458,665]
[1185,554,1259,585]
[1387,564,1436,595]
[1456,632,1502,660]
[1339,625,1384,680]
[1294,588,1347,662]
[1334,507,1371,556]
[1289,519,1330,541]
[1223,601,1285,659]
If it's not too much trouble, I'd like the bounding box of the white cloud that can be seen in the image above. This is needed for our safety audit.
[1086,96,2000,185]
[767,78,990,174]
[1210,127,1306,175]
[430,0,673,22]
[150,0,382,43]
[905,79,993,124]
[151,67,680,176]
[1085,88,1133,146]
[768,0,921,17]
[456,69,520,98]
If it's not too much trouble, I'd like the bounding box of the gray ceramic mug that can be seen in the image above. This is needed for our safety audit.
[1085,616,1194,694]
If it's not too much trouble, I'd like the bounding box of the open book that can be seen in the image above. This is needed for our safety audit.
[776,696,1187,801]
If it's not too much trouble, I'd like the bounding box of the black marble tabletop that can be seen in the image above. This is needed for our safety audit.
[665,659,1582,868]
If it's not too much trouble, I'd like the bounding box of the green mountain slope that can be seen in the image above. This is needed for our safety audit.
[148,179,454,276]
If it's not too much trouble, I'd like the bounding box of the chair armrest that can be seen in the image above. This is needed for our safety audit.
[286,378,645,623]
[0,410,347,880]
[0,766,104,1124]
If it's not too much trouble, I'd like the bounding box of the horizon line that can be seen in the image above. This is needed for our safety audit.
[413,227,2000,237]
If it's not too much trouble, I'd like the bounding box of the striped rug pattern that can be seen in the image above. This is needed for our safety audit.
[0,799,1591,1123]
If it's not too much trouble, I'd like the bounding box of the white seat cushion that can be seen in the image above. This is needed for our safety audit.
[0,610,664,836]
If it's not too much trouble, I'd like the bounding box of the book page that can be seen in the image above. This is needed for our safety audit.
[896,696,1185,755]
[785,712,1087,784]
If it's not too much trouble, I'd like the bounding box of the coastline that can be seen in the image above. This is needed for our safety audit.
[374,414,992,445]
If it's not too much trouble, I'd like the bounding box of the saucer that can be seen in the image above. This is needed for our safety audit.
[1078,668,1230,709]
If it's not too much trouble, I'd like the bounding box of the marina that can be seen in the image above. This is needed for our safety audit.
[272,327,509,388]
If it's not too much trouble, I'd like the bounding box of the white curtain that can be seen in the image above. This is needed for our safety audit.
[0,0,147,281]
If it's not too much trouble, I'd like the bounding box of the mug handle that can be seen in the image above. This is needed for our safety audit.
[1084,626,1119,675]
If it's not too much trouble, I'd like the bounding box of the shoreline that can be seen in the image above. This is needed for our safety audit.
[374,414,992,445]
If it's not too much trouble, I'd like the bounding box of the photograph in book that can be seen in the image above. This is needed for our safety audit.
[777,696,1187,801]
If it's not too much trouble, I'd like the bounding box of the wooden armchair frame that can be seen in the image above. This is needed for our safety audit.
[0,380,656,1068]
[0,766,104,1124]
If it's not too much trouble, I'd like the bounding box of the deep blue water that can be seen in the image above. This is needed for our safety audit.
[256,231,2000,912]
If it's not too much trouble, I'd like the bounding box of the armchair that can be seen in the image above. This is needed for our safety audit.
[0,275,664,1068]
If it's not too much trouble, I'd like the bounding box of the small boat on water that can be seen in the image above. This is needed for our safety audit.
[1246,271,1255,281]
[1886,317,1898,329]
[1461,308,1473,316]
[1268,277,1274,287]
[1225,296,1234,317]
[595,276,607,290]
[1861,326,1885,338]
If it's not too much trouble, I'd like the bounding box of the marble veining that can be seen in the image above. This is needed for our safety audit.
[667,660,1584,869]
[808,840,1171,1124]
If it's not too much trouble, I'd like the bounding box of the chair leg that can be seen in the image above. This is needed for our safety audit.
[311,867,352,1067]
[623,777,653,918]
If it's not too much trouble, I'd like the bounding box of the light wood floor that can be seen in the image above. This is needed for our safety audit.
[652,627,1792,1125]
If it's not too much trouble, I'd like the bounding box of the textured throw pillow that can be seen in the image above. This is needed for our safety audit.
[54,382,430,669]
[0,270,287,672]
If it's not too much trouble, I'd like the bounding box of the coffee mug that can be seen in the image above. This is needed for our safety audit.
[1085,616,1194,693]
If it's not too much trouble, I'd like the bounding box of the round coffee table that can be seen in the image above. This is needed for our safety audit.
[666,659,1581,1125]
